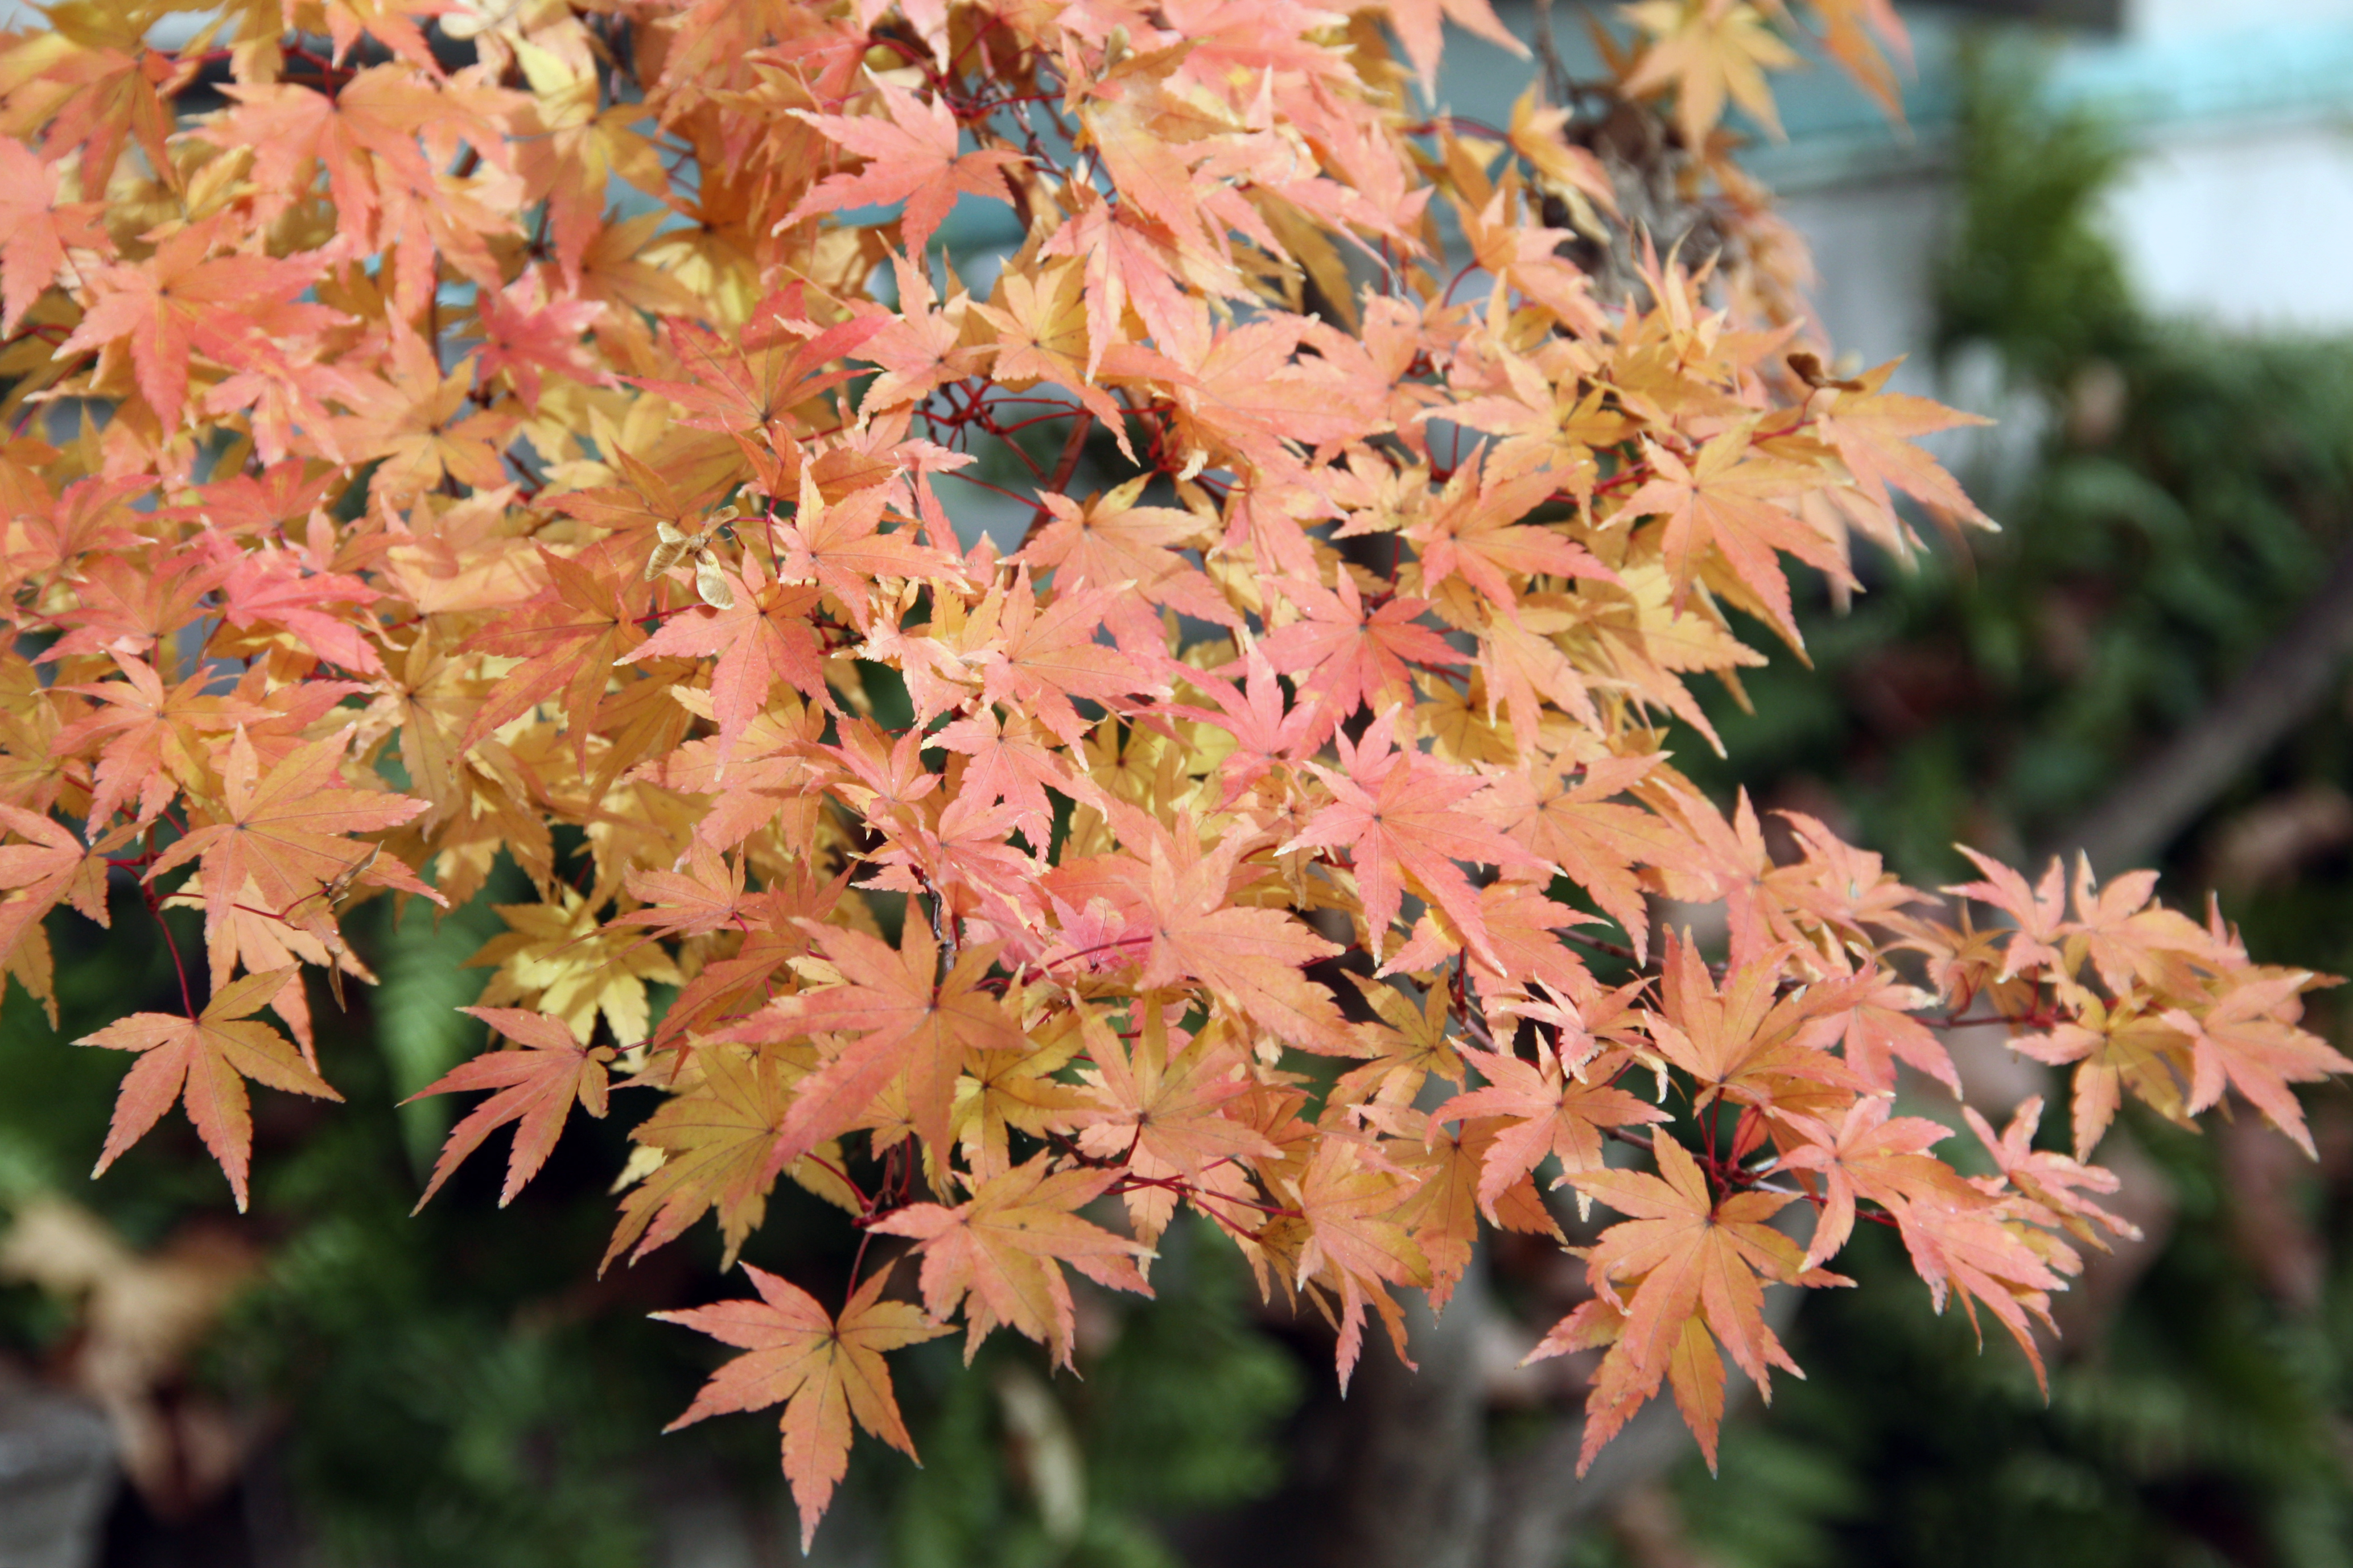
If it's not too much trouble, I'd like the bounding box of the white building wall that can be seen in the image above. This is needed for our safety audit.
[1700,0,2353,380]
[2105,122,2353,329]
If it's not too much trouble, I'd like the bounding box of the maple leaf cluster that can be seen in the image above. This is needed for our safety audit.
[2,0,2341,1545]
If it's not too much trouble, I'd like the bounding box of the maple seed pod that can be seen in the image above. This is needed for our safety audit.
[1787,351,1866,393]
[645,521,691,581]
[694,548,735,610]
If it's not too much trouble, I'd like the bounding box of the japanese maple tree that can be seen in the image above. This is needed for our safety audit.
[2,0,2343,1548]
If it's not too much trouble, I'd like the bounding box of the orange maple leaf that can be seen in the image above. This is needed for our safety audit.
[1618,430,1849,646]
[146,730,433,951]
[1408,451,1616,616]
[56,223,340,433]
[1436,1045,1667,1220]
[1787,1101,2076,1385]
[407,1007,616,1210]
[80,968,342,1210]
[1812,361,1992,529]
[0,139,106,336]
[1274,1134,1429,1389]
[605,1043,794,1272]
[656,1264,948,1551]
[462,540,650,766]
[744,919,1023,1169]
[1546,1137,1818,1472]
[1622,0,1799,148]
[1474,751,1683,960]
[1643,931,1867,1121]
[1073,1008,1277,1244]
[2063,859,2219,996]
[784,78,1021,255]
[870,1155,1154,1367]
[1289,708,1548,965]
[1127,828,1359,1057]
[617,551,828,759]
[2165,968,2352,1158]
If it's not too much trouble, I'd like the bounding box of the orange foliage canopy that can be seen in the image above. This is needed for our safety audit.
[1,0,2342,1542]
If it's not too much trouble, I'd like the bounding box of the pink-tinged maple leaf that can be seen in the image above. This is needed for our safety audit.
[1277,1133,1430,1390]
[854,253,990,415]
[475,270,607,410]
[976,576,1159,746]
[1783,1105,2072,1390]
[39,550,229,667]
[2063,859,2218,996]
[773,466,965,632]
[1818,968,1959,1096]
[1017,484,1235,631]
[869,1155,1153,1367]
[1475,751,1682,960]
[1642,930,1869,1120]
[1617,429,1850,646]
[57,220,341,433]
[655,1265,947,1552]
[2164,969,2352,1158]
[463,541,652,768]
[784,78,1021,254]
[407,1008,616,1210]
[217,547,384,675]
[1157,641,1326,806]
[1377,0,1526,90]
[629,306,885,439]
[1162,310,1384,475]
[1407,451,1616,614]
[1125,826,1362,1057]
[1435,1045,1666,1219]
[80,968,341,1210]
[0,139,106,335]
[1288,708,1548,965]
[53,653,270,832]
[611,841,751,942]
[617,551,827,761]
[206,68,518,267]
[932,707,1072,841]
[1256,571,1462,740]
[1943,847,2069,980]
[1778,1097,1981,1269]
[1962,1096,2141,1248]
[0,804,112,1011]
